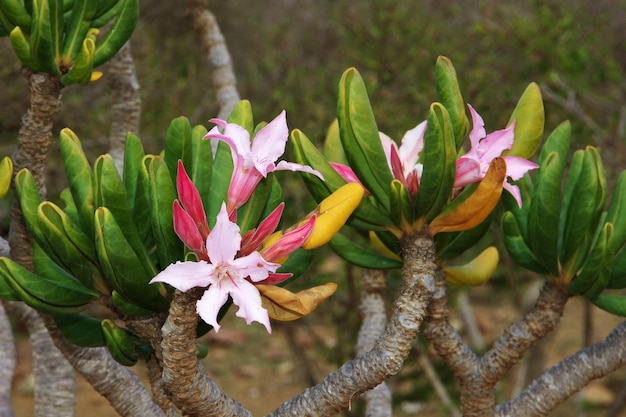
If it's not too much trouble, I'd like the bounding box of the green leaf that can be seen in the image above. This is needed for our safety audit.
[163,116,193,186]
[31,0,60,74]
[237,176,277,234]
[206,140,233,226]
[227,100,254,136]
[527,152,564,276]
[606,171,626,252]
[414,102,456,221]
[122,131,145,210]
[337,68,393,210]
[59,0,94,64]
[322,119,347,164]
[435,56,468,148]
[591,294,626,317]
[329,233,402,270]
[190,124,212,201]
[436,212,494,261]
[54,314,105,347]
[93,0,139,67]
[504,82,545,159]
[146,157,183,268]
[389,179,413,231]
[94,207,168,311]
[500,211,548,274]
[60,128,94,237]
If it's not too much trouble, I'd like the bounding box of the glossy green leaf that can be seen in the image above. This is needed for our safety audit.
[500,211,548,274]
[94,207,167,310]
[93,0,139,67]
[238,176,276,234]
[163,116,193,186]
[54,314,105,347]
[0,0,32,30]
[560,148,606,274]
[337,68,393,210]
[32,0,60,74]
[389,179,413,231]
[435,56,468,148]
[14,169,52,253]
[59,0,94,64]
[206,140,233,226]
[133,155,154,247]
[227,100,254,136]
[37,202,100,289]
[527,152,564,276]
[111,290,156,317]
[9,26,33,67]
[329,233,402,270]
[606,171,626,252]
[436,212,494,261]
[190,124,212,198]
[94,154,154,274]
[60,128,94,237]
[608,247,626,289]
[323,119,347,164]
[578,223,614,300]
[146,157,183,268]
[0,257,98,314]
[414,102,456,221]
[122,132,145,209]
[0,259,23,301]
[504,82,544,159]
[592,294,626,317]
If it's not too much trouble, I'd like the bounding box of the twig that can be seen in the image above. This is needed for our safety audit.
[268,233,437,417]
[456,291,485,351]
[415,344,462,417]
[496,320,626,417]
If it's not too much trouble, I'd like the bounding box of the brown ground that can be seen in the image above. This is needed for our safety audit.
[10,292,626,417]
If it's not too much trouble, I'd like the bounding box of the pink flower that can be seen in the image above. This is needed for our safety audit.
[205,111,323,212]
[379,121,427,198]
[151,203,278,333]
[454,104,539,207]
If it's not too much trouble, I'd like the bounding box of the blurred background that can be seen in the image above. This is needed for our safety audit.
[2,1,626,416]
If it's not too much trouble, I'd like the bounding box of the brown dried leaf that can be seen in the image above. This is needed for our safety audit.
[256,283,338,321]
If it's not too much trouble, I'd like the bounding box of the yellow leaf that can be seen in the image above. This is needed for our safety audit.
[0,157,13,200]
[257,283,338,321]
[428,157,506,235]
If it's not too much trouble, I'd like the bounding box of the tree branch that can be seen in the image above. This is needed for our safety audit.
[160,289,253,417]
[186,0,240,119]
[355,269,391,417]
[268,233,436,417]
[0,302,16,417]
[496,320,626,417]
[106,41,141,174]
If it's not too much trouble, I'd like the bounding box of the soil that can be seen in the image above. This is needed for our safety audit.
[9,290,626,417]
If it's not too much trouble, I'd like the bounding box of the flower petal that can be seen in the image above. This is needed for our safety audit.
[502,155,540,181]
[240,203,285,256]
[206,203,241,264]
[260,215,315,262]
[173,201,205,252]
[398,120,427,169]
[454,156,483,188]
[231,251,279,282]
[229,279,272,333]
[196,284,230,332]
[274,161,323,180]
[150,260,214,292]
[467,104,487,147]
[176,161,208,235]
[477,124,515,162]
[250,111,289,175]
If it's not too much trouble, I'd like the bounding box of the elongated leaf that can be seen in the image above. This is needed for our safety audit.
[329,233,402,269]
[206,140,233,226]
[435,56,468,148]
[60,128,95,237]
[338,68,393,210]
[226,100,254,136]
[504,82,544,159]
[93,0,139,67]
[527,152,564,276]
[414,102,456,221]
[54,314,105,347]
[163,116,193,186]
[94,207,167,310]
[190,124,212,199]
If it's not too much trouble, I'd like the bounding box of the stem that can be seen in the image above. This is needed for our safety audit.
[268,233,436,417]
[160,289,253,417]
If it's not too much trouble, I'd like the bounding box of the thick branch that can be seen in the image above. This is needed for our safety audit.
[0,302,15,417]
[160,289,252,417]
[41,315,165,417]
[106,41,141,174]
[355,269,391,417]
[186,0,240,119]
[268,233,436,417]
[6,302,75,417]
[496,320,626,417]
